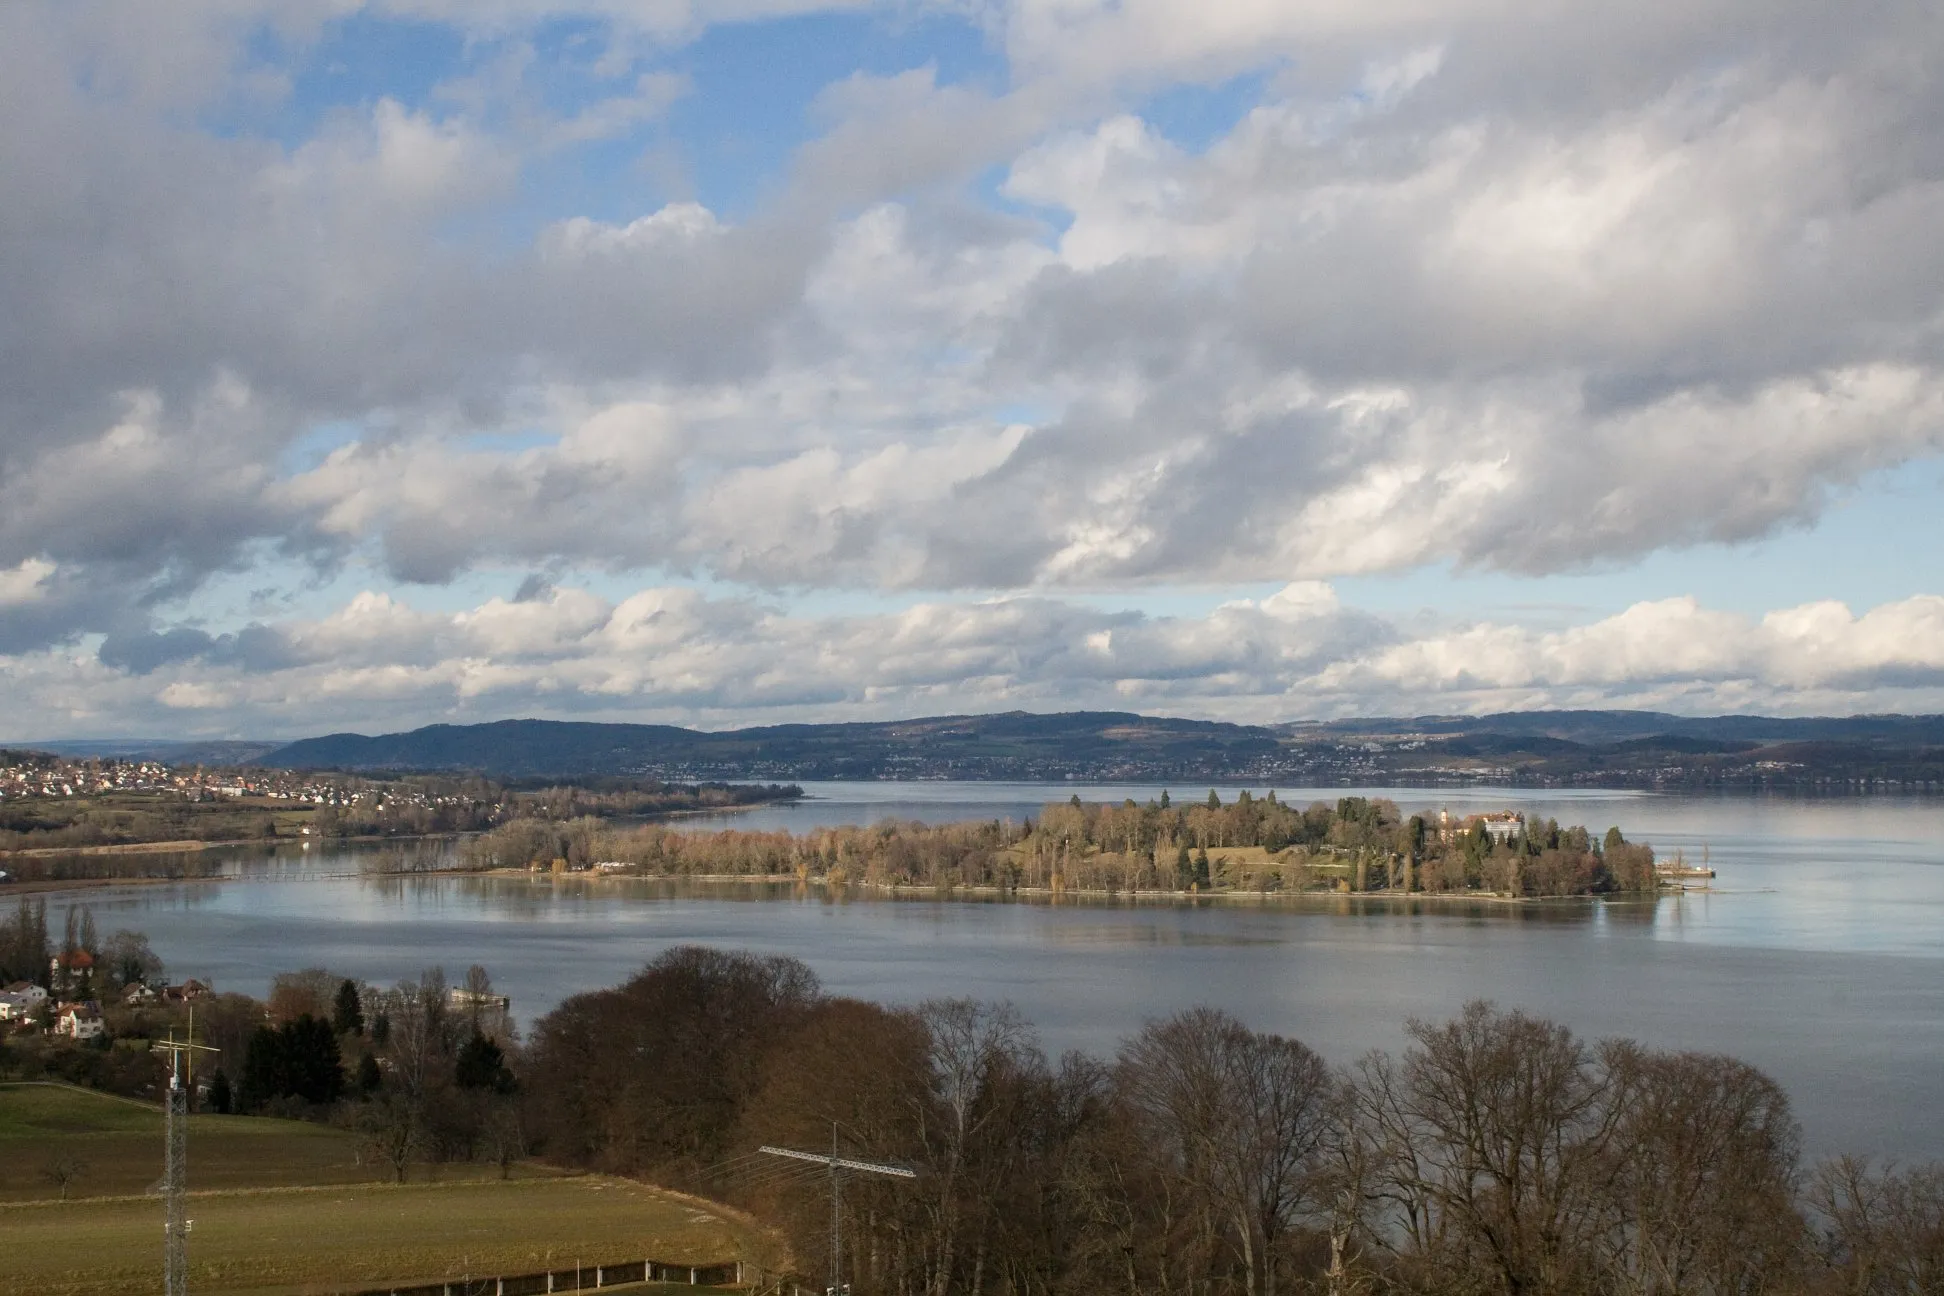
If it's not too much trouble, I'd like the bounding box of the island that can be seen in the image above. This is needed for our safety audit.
[462,791,1670,899]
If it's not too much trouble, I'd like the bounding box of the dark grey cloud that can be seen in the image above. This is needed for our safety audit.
[98,624,299,675]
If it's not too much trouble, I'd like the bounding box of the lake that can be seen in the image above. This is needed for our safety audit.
[34,781,1944,1162]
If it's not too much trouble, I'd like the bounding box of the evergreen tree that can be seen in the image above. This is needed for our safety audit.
[1174,841,1194,889]
[455,1031,512,1093]
[239,1015,345,1109]
[208,1069,233,1115]
[1206,789,1221,809]
[333,979,365,1036]
[1159,789,1171,809]
[1194,846,1211,888]
[355,1052,382,1096]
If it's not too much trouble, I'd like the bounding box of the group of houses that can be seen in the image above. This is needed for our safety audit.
[2,949,211,1043]
[0,980,97,1037]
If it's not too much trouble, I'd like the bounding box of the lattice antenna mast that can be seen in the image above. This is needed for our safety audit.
[759,1128,916,1296]
[153,1011,219,1296]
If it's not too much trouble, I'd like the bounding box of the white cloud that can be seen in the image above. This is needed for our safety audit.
[1,0,1942,731]
[0,559,56,608]
[6,582,1943,737]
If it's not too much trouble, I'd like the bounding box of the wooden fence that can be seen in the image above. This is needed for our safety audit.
[343,1257,744,1295]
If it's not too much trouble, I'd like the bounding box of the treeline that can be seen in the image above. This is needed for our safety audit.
[462,793,1658,897]
[0,898,162,992]
[499,777,801,818]
[524,947,1941,1296]
[224,965,524,1178]
[0,796,297,851]
[313,776,798,840]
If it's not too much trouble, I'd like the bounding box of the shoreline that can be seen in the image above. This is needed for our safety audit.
[1,861,1701,907]
[0,872,237,897]
[0,838,210,858]
[0,796,795,865]
[467,866,1684,908]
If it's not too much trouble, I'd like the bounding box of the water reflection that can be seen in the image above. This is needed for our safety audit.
[20,785,1944,1162]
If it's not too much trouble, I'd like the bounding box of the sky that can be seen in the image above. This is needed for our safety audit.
[2,0,1943,740]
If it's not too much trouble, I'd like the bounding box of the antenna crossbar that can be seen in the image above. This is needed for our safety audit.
[759,1134,917,1295]
[756,1145,917,1179]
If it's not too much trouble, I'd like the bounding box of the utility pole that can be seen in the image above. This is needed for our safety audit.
[759,1129,916,1296]
[153,1012,219,1296]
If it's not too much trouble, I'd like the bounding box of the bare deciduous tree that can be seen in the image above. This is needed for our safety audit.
[1345,1002,1626,1294]
[357,1092,422,1184]
[1120,1008,1332,1296]
[1597,1046,1804,1294]
[39,1154,87,1201]
[1810,1157,1944,1295]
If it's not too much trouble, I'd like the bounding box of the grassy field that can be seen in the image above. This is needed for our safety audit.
[3,1177,752,1296]
[0,1082,547,1200]
[0,1085,761,1295]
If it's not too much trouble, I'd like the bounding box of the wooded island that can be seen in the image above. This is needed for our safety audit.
[463,792,1665,898]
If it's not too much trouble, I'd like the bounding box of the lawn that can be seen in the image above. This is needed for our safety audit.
[1,1176,755,1296]
[0,1082,543,1201]
[0,1085,763,1295]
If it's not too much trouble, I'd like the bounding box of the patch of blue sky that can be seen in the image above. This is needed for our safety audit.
[205,13,469,146]
[981,160,1073,246]
[987,401,1058,427]
[165,548,373,632]
[1057,585,1291,621]
[660,8,1004,219]
[277,420,369,476]
[175,556,576,633]
[203,9,1010,243]
[1136,69,1272,154]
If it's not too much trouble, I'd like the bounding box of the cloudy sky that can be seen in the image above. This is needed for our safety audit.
[3,0,1943,739]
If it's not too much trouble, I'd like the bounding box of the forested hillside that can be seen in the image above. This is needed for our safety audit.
[251,711,1944,788]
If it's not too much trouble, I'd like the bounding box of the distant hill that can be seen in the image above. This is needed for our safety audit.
[253,710,1944,788]
[1280,710,1944,745]
[23,738,284,765]
[1283,715,1944,746]
[261,712,1283,781]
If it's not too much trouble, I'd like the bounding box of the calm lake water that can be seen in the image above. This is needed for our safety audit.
[38,782,1944,1162]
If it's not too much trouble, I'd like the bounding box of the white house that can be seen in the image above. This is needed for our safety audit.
[0,981,49,1021]
[55,1002,104,1040]
[1479,812,1525,845]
